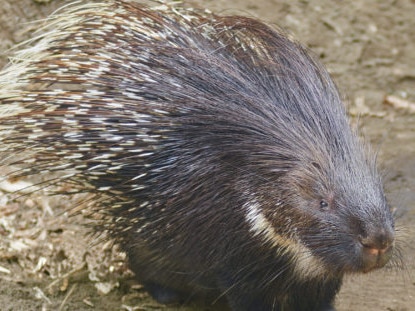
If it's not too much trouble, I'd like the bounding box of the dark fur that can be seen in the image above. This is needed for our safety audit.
[0,1,395,310]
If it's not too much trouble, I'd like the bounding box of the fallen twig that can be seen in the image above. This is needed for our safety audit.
[384,95,415,113]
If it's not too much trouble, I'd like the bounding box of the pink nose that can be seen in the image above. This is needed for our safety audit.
[359,231,394,272]
[364,246,388,257]
[359,229,394,250]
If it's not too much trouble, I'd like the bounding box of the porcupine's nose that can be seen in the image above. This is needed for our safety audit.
[359,226,394,272]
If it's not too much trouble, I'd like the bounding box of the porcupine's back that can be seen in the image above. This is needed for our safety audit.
[0,1,395,310]
[0,0,344,235]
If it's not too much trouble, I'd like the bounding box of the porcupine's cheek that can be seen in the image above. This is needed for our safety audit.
[304,234,358,275]
[243,199,330,281]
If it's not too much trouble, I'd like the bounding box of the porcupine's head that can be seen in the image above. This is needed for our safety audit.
[231,27,396,280]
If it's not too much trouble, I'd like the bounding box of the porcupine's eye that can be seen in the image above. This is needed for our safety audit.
[319,200,329,210]
[311,162,322,170]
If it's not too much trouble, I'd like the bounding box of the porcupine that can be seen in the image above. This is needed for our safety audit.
[0,0,396,310]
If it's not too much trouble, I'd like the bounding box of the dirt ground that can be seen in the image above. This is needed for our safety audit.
[0,0,414,310]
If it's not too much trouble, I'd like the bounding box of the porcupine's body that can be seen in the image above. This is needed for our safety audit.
[0,1,395,310]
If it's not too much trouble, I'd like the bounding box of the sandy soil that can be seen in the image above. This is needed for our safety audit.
[0,0,414,310]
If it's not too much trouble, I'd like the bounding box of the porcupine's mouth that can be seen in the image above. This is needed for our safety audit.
[337,236,394,274]
[356,227,395,273]
[358,243,394,273]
